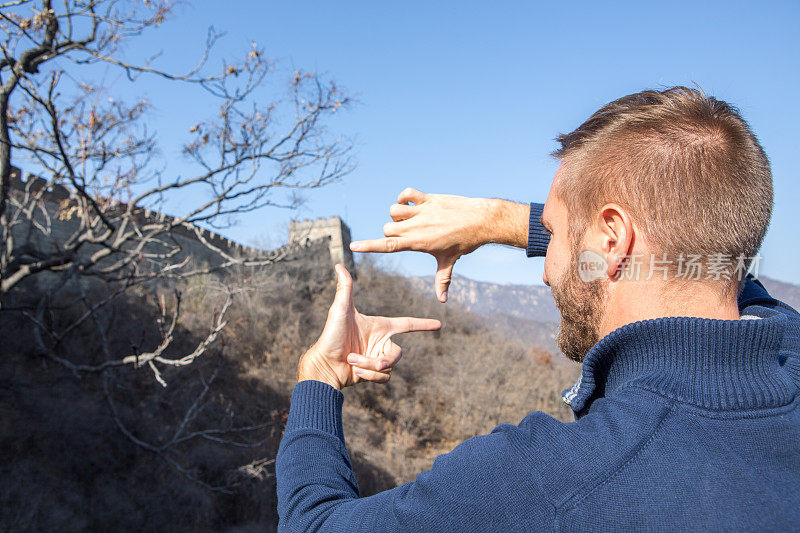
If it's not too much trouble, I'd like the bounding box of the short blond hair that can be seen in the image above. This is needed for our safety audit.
[553,86,773,295]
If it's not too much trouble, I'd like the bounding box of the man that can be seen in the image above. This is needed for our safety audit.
[276,87,800,531]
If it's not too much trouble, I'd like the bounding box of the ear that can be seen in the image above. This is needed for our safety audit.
[592,203,635,280]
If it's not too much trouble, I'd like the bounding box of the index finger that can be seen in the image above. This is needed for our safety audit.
[389,316,442,334]
[350,237,411,253]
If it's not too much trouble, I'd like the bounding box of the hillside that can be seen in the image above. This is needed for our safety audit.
[0,256,577,531]
[413,273,799,322]
[410,272,800,362]
[4,249,796,531]
[409,273,560,323]
[758,276,800,311]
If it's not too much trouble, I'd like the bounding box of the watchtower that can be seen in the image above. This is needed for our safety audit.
[288,216,355,273]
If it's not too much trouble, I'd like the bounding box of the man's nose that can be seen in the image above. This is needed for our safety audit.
[543,271,550,287]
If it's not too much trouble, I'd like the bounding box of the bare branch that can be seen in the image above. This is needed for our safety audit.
[1,0,353,496]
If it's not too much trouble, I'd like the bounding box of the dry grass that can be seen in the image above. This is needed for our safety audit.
[0,255,578,531]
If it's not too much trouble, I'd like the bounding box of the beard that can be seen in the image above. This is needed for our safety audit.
[551,245,608,363]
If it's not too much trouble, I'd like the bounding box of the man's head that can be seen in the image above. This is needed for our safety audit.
[541,86,773,363]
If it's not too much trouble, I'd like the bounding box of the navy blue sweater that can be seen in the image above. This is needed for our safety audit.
[276,202,800,531]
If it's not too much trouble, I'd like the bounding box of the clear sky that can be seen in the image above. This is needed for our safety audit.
[106,0,800,286]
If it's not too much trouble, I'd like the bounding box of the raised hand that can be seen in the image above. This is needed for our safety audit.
[349,188,503,303]
[297,264,442,390]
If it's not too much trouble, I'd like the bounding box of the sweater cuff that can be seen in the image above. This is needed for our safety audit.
[286,380,346,444]
[527,202,550,257]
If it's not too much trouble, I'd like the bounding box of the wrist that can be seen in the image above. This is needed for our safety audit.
[297,348,342,391]
[485,199,528,248]
[297,374,341,391]
[470,198,503,246]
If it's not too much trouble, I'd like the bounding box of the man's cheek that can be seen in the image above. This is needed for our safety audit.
[547,241,576,292]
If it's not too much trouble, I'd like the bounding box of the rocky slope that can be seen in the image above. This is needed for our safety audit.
[409,273,800,360]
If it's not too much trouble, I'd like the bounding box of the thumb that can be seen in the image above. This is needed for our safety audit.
[332,263,354,311]
[435,259,454,303]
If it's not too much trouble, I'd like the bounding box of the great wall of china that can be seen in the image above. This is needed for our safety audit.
[6,165,355,275]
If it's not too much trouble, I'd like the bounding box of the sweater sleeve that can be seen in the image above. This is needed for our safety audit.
[527,202,550,257]
[276,380,553,532]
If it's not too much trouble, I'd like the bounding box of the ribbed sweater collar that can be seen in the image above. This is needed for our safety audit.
[563,308,799,417]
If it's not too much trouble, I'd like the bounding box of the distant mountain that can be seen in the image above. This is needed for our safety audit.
[407,273,800,360]
[410,273,800,322]
[758,276,800,313]
[407,274,564,360]
[407,274,561,323]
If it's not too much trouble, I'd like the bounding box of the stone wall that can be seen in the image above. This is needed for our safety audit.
[288,216,355,272]
[5,165,354,280]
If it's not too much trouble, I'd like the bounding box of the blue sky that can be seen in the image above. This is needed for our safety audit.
[97,0,800,285]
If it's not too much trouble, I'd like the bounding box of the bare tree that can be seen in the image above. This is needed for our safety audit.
[0,0,352,490]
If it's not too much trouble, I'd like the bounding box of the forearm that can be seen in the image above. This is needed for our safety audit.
[276,381,362,530]
[276,380,538,531]
[482,200,549,258]
[484,199,530,249]
[276,381,407,531]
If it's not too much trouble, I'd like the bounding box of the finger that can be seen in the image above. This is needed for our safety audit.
[346,345,401,372]
[390,203,417,222]
[397,187,427,206]
[435,259,454,303]
[383,220,409,237]
[349,237,410,253]
[353,366,391,384]
[331,263,353,312]
[383,341,402,362]
[388,316,442,335]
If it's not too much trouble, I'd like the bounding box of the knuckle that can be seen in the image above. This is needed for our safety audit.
[385,237,398,252]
